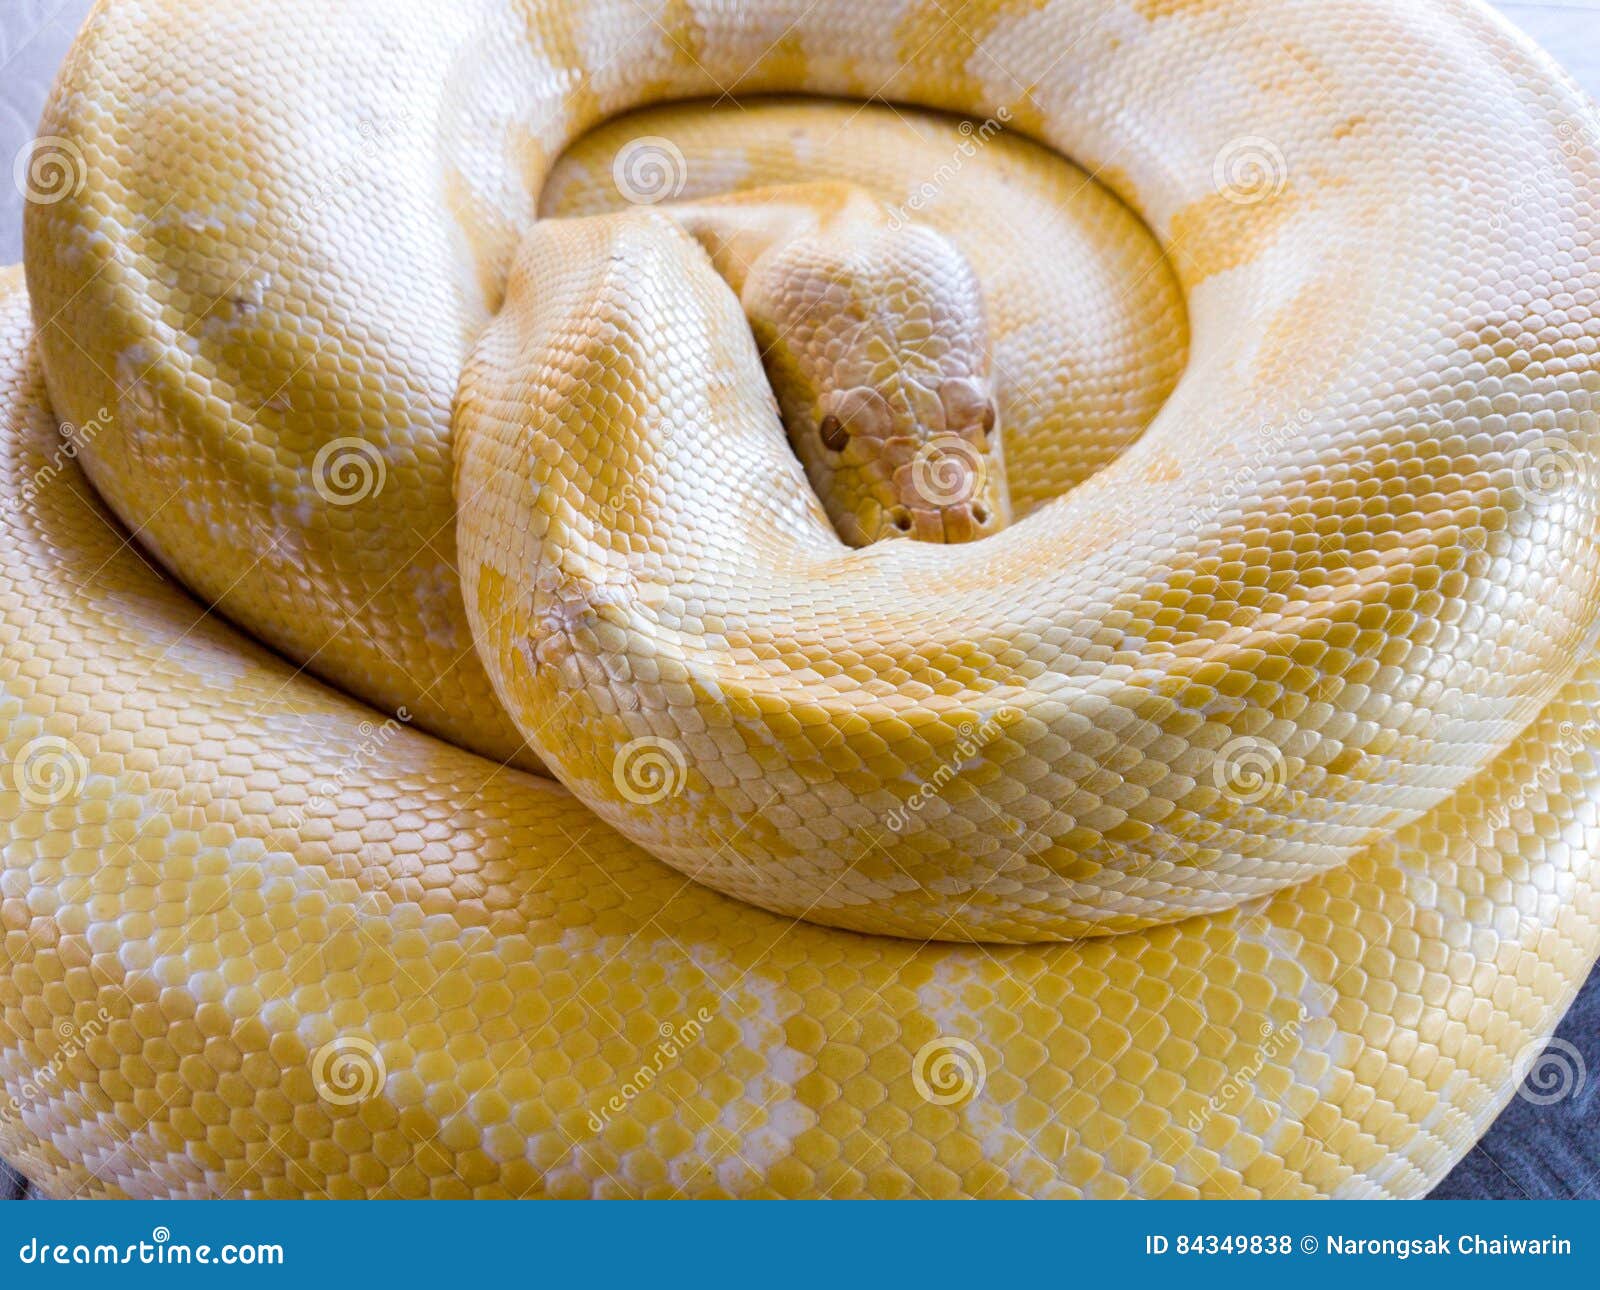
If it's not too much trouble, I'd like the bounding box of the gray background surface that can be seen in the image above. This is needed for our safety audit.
[1,0,1597,1201]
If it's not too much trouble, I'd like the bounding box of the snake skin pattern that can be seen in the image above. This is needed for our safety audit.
[2,0,1600,1197]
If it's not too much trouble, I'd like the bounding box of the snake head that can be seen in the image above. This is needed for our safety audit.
[740,210,1010,547]
[815,374,1009,544]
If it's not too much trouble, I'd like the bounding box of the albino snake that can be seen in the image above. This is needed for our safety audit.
[2,0,1599,1197]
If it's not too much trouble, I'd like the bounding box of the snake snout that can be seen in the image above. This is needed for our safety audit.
[880,499,998,543]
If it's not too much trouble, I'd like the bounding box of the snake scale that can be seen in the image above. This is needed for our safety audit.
[2,0,1599,1198]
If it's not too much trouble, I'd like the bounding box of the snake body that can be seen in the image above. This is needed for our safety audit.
[2,0,1600,1197]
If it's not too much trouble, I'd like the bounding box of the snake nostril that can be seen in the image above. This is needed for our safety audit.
[973,504,989,524]
[891,508,913,533]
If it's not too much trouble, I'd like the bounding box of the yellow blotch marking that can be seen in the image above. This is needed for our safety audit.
[1167,188,1299,285]
[1134,0,1216,20]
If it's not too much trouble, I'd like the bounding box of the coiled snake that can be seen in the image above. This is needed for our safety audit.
[2,0,1599,1197]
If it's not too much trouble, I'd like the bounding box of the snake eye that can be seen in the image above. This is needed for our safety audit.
[818,387,891,453]
[939,376,996,440]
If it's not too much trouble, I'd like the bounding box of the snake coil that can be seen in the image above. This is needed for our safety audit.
[1,0,1598,1198]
